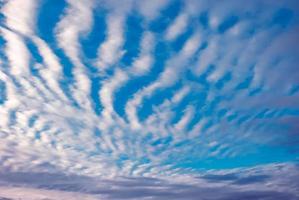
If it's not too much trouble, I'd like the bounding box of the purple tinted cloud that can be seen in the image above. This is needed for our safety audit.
[0,163,298,200]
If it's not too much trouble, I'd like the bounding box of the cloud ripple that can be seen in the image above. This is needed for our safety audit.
[0,0,299,199]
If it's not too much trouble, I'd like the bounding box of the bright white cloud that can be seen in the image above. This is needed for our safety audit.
[1,0,38,35]
[96,14,125,70]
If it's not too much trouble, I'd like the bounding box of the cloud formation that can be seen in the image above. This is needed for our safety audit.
[0,163,299,199]
[0,0,299,199]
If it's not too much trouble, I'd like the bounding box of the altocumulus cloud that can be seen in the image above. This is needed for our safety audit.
[0,0,299,199]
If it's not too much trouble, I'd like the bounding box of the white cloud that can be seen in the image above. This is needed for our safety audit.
[99,68,128,127]
[130,32,155,75]
[56,0,94,65]
[55,0,95,109]
[193,36,219,76]
[165,13,189,41]
[125,31,201,130]
[96,14,125,70]
[1,0,38,35]
[32,37,68,102]
[172,86,190,103]
[174,105,194,132]
[136,0,170,20]
[1,28,30,76]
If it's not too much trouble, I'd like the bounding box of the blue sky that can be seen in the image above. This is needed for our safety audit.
[0,0,299,199]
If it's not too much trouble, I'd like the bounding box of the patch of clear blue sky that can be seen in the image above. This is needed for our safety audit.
[120,14,144,67]
[0,80,6,105]
[0,33,6,105]
[172,145,299,170]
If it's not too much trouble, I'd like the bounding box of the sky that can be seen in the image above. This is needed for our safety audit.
[0,0,299,199]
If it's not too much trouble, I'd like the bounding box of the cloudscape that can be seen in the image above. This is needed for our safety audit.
[0,0,299,199]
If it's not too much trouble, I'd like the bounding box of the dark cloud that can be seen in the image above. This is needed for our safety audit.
[232,175,270,185]
[201,173,270,185]
[220,191,296,200]
[201,173,239,182]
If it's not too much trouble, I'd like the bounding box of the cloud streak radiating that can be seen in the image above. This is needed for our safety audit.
[0,0,299,199]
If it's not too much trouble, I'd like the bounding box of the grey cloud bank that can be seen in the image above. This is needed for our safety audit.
[0,163,298,200]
